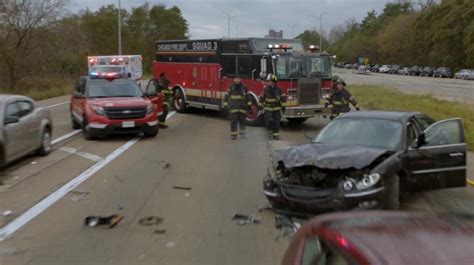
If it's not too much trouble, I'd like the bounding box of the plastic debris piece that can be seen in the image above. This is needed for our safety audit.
[184,192,190,197]
[154,229,166,234]
[173,186,192,191]
[30,161,37,165]
[114,175,125,182]
[84,214,123,228]
[1,210,12,216]
[232,213,260,225]
[138,216,163,226]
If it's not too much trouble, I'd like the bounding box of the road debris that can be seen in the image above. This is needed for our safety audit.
[114,175,125,182]
[173,186,192,191]
[154,229,166,234]
[166,241,177,248]
[1,210,12,216]
[232,213,260,225]
[184,192,190,197]
[138,216,163,226]
[30,161,37,165]
[274,214,303,240]
[258,204,273,212]
[84,214,123,228]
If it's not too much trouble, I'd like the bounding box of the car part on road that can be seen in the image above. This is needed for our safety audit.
[258,204,273,212]
[172,186,191,191]
[84,214,123,228]
[1,210,12,217]
[232,213,260,225]
[138,216,163,226]
[154,229,166,235]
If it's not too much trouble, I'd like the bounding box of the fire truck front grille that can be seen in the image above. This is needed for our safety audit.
[104,106,147,120]
[298,83,320,105]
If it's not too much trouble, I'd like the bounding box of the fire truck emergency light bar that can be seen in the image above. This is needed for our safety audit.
[267,44,293,52]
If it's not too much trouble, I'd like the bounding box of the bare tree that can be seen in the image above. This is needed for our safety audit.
[0,0,68,88]
[417,0,440,10]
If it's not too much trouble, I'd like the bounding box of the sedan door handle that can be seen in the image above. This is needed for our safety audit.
[449,152,464,157]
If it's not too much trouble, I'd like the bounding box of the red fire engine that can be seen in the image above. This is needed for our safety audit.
[152,38,333,125]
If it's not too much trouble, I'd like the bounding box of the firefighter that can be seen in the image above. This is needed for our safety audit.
[157,72,172,128]
[328,78,360,119]
[223,78,251,140]
[260,74,286,140]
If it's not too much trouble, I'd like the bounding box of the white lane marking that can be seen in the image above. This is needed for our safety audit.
[51,130,82,145]
[0,137,140,241]
[0,112,177,240]
[45,101,69,109]
[166,111,176,120]
[59,147,103,162]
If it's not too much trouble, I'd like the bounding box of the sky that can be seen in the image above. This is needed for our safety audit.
[69,0,395,39]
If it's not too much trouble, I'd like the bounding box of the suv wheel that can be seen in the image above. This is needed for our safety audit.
[83,119,95,140]
[71,114,81,129]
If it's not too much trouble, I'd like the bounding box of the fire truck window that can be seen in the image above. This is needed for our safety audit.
[236,56,252,77]
[222,56,236,77]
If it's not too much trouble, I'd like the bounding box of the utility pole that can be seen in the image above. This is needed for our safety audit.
[227,13,237,38]
[319,12,328,51]
[118,0,122,55]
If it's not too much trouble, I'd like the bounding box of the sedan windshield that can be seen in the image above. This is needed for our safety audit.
[313,118,403,150]
[87,81,143,98]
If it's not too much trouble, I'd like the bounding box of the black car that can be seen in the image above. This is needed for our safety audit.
[388,65,401,74]
[371,64,380,73]
[434,67,454,78]
[408,66,421,76]
[420,66,435,77]
[398,67,410,75]
[263,111,466,216]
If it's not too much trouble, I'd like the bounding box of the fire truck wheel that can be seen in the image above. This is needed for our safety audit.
[245,98,262,126]
[287,118,308,125]
[173,89,187,113]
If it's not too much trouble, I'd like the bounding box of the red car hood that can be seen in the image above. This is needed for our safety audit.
[87,97,150,108]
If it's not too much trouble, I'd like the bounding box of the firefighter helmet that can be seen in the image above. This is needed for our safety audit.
[334,78,346,86]
[267,74,278,83]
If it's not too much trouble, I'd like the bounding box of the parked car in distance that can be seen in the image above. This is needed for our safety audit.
[420,66,435,77]
[367,64,376,72]
[434,67,454,78]
[282,211,474,265]
[388,65,401,74]
[408,65,422,76]
[371,64,380,73]
[378,65,392,73]
[263,111,466,215]
[335,62,345,68]
[351,63,359,69]
[455,69,474,80]
[398,67,410,75]
[344,64,352,69]
[0,95,53,167]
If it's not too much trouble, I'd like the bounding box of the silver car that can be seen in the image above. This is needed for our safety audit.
[454,69,474,80]
[0,95,53,167]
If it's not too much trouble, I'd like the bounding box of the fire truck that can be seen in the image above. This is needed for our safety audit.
[88,55,143,85]
[152,38,332,125]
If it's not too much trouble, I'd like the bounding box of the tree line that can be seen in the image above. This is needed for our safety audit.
[326,0,474,69]
[0,0,189,89]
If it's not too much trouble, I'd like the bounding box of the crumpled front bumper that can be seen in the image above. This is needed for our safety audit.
[263,176,385,216]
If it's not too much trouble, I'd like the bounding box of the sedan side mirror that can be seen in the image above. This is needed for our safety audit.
[4,116,19,125]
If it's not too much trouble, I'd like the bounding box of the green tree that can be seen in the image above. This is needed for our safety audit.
[295,30,328,51]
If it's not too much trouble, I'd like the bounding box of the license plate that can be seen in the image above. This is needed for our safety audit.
[122,121,135,128]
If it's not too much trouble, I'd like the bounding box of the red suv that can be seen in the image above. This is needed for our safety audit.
[70,76,163,140]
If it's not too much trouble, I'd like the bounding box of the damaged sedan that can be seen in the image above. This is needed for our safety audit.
[264,111,466,215]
